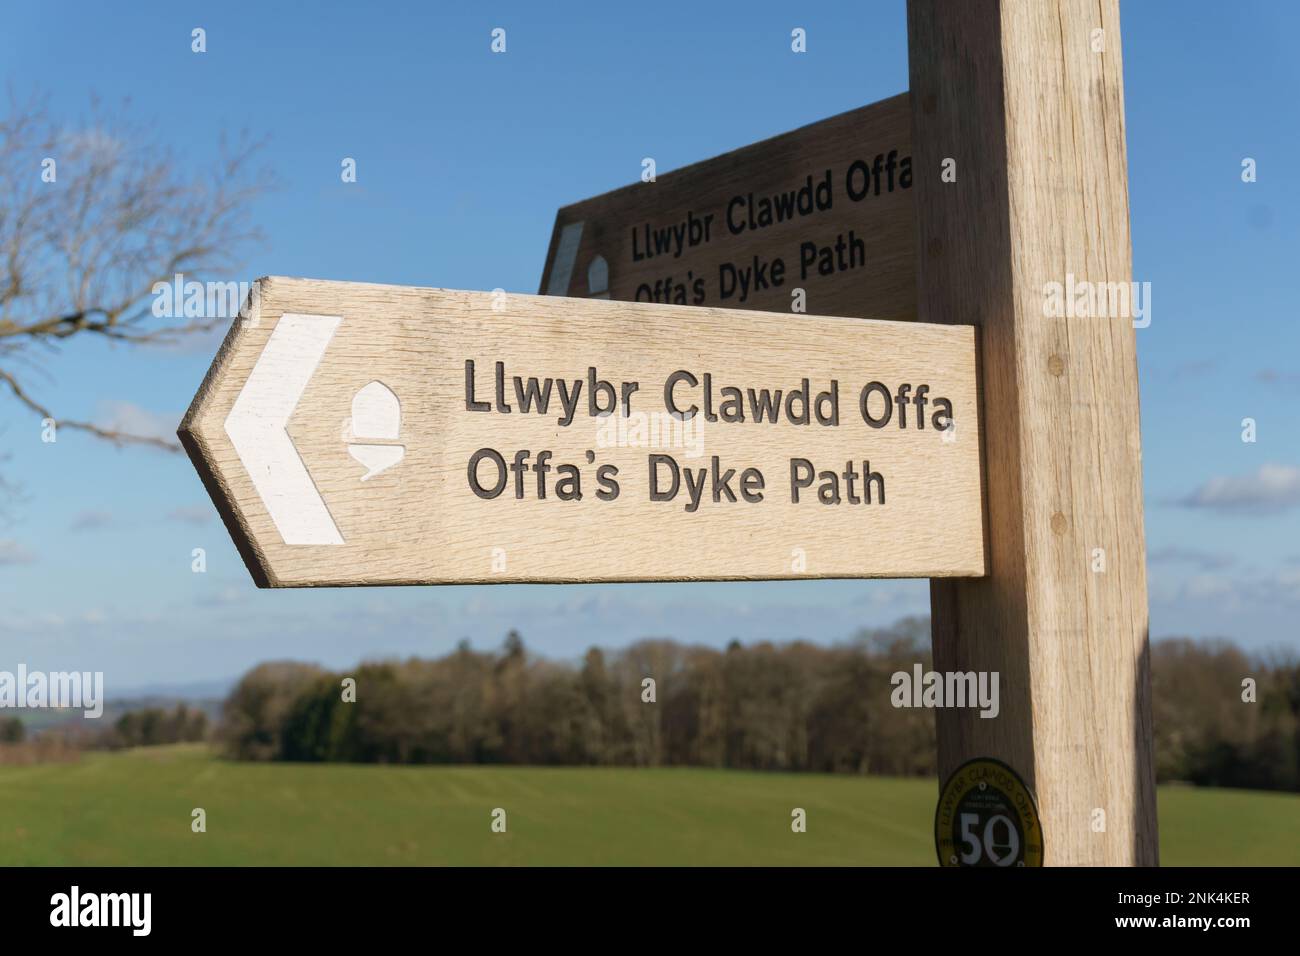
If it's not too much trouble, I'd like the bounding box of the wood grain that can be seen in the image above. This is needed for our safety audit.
[181,278,984,587]
[909,0,1158,864]
[540,94,916,322]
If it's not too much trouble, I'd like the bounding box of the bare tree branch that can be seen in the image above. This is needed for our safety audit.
[0,90,272,450]
[0,367,178,451]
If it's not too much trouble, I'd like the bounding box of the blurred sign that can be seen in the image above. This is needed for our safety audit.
[541,93,916,322]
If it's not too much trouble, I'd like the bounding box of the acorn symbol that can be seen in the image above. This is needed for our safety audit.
[346,381,404,480]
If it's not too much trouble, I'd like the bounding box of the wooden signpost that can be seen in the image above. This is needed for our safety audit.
[534,0,1158,866]
[180,277,983,587]
[182,0,1156,867]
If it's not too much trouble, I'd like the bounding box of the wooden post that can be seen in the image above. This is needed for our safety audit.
[908,0,1159,864]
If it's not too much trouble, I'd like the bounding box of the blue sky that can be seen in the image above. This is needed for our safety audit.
[1,0,1297,689]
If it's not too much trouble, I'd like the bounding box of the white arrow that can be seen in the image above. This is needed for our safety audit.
[224,312,344,545]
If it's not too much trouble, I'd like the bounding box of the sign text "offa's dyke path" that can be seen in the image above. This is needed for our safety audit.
[180,277,983,587]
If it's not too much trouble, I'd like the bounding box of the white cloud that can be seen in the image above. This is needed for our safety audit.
[850,580,929,608]
[195,586,247,608]
[1180,463,1300,515]
[1256,369,1300,390]
[1273,567,1300,603]
[70,509,113,532]
[145,323,230,356]
[1180,573,1239,602]
[1169,567,1300,609]
[1147,545,1234,570]
[58,127,126,164]
[0,539,36,565]
[95,400,179,445]
[165,505,213,526]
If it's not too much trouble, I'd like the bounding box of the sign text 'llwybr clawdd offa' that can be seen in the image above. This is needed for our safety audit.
[541,93,915,322]
[180,277,983,587]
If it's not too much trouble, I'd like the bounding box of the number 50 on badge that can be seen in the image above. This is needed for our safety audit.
[935,758,1044,867]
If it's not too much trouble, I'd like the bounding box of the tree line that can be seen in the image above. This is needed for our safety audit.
[98,704,209,750]
[0,704,208,756]
[216,618,1300,792]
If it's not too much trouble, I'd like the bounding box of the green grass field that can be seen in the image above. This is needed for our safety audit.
[1,744,1296,865]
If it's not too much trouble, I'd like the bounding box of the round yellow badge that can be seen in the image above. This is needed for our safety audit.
[935,757,1044,867]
